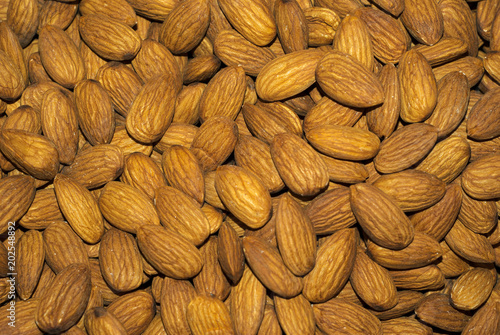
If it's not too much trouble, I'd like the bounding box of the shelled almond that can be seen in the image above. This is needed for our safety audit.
[0,0,500,334]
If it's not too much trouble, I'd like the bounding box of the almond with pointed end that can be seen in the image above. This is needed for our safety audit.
[256,49,325,101]
[400,0,443,45]
[316,50,384,108]
[61,144,124,189]
[276,193,316,276]
[242,236,303,298]
[217,221,245,284]
[350,183,414,250]
[84,307,128,335]
[99,181,160,234]
[275,0,308,54]
[0,175,35,234]
[126,74,178,144]
[79,14,141,61]
[107,291,156,335]
[450,268,496,311]
[306,125,380,161]
[160,277,197,335]
[98,229,143,293]
[390,265,445,291]
[137,224,203,279]
[6,0,39,47]
[120,152,167,201]
[0,21,28,86]
[187,295,235,335]
[0,129,59,180]
[38,25,85,88]
[35,263,91,334]
[19,188,63,230]
[314,298,382,335]
[16,230,45,300]
[155,186,210,246]
[274,294,315,335]
[461,154,500,200]
[439,0,478,56]
[190,116,238,172]
[215,165,272,229]
[54,174,104,244]
[467,88,500,141]
[415,293,471,332]
[334,13,373,70]
[271,133,329,197]
[302,228,357,303]
[445,220,495,264]
[79,0,137,27]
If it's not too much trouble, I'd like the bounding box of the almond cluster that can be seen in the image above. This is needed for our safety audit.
[0,0,500,334]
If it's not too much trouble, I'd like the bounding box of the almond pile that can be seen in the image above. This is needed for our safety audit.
[0,0,500,334]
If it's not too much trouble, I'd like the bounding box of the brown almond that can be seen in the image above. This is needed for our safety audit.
[19,188,63,230]
[390,265,445,291]
[107,290,156,335]
[7,0,39,47]
[415,293,471,332]
[217,221,245,284]
[160,277,197,335]
[450,268,496,311]
[16,230,45,300]
[187,295,235,335]
[0,175,35,234]
[120,152,167,201]
[461,154,500,200]
[275,0,308,54]
[445,220,495,264]
[400,0,443,45]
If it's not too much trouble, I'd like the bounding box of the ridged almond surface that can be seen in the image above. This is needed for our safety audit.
[43,221,89,274]
[461,301,500,334]
[107,290,156,335]
[218,0,276,46]
[79,14,141,61]
[215,165,271,229]
[467,88,500,141]
[372,169,446,212]
[350,183,414,250]
[274,294,315,335]
[231,266,267,335]
[0,129,59,180]
[79,0,136,27]
[370,290,424,320]
[271,133,329,197]
[84,307,128,335]
[306,124,380,161]
[381,317,432,335]
[0,175,35,234]
[0,21,28,86]
[19,188,63,230]
[54,173,105,244]
[303,96,362,133]
[95,61,144,117]
[458,190,498,234]
[120,152,167,200]
[437,240,470,278]
[400,0,443,45]
[173,82,206,124]
[37,0,78,32]
[126,0,179,21]
[390,265,445,291]
[350,250,398,311]
[305,186,356,235]
[126,74,178,144]
[41,88,79,165]
[416,136,470,184]
[38,25,85,88]
[98,229,143,292]
[450,268,496,311]
[61,144,124,189]
[414,38,468,66]
[0,298,42,335]
[374,123,438,174]
[217,221,245,284]
[242,236,303,298]
[0,50,24,101]
[316,50,384,108]
[160,277,197,335]
[214,29,276,76]
[6,0,39,47]
[412,183,462,241]
[302,228,357,303]
[314,298,382,335]
[187,295,235,335]
[461,154,500,200]
[415,293,471,332]
[275,193,316,276]
[137,224,203,279]
[367,232,442,270]
[398,49,437,123]
[190,116,238,172]
[275,0,308,54]
[256,49,325,101]
[36,263,91,334]
[99,181,160,234]
[159,0,210,54]
[433,56,484,88]
[16,230,45,300]
[445,220,495,264]
[315,0,363,18]
[333,13,373,70]
[439,0,478,56]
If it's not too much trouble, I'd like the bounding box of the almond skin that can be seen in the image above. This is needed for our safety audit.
[467,88,500,141]
[106,291,156,335]
[445,220,495,264]
[38,25,85,89]
[450,268,496,311]
[0,50,24,101]
[79,14,141,61]
[160,277,197,335]
[120,152,167,201]
[316,50,384,108]
[271,133,329,197]
[242,236,303,298]
[137,224,203,279]
[461,154,500,200]
[0,175,35,234]
[256,49,326,101]
[187,295,235,335]
[275,0,308,54]
[302,228,358,303]
[274,294,315,335]
[84,307,128,335]
[215,165,272,229]
[415,293,471,332]
[35,263,92,334]
[400,0,444,45]
[19,188,64,230]
[217,221,245,284]
[350,183,414,250]
[306,124,380,161]
[16,230,45,300]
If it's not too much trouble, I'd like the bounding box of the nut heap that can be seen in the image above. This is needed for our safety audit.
[0,0,500,334]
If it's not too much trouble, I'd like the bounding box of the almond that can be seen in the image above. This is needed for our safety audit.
[160,277,197,335]
[79,0,136,27]
[275,0,308,54]
[450,268,496,311]
[415,293,471,332]
[19,188,63,230]
[334,13,373,71]
[400,0,443,45]
[461,154,500,200]
[390,265,445,291]
[467,88,500,141]
[16,230,45,300]
[217,221,245,284]
[0,175,35,234]
[6,0,39,47]
[445,220,495,264]
[120,152,167,201]
[84,307,128,335]
[274,294,315,335]
[187,295,235,335]
[106,290,156,335]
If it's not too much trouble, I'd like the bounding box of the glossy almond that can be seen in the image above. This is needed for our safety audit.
[467,88,500,141]
[217,221,245,284]
[316,50,384,108]
[160,277,197,335]
[302,228,357,303]
[400,0,443,45]
[120,152,167,200]
[215,165,272,229]
[415,293,471,332]
[274,294,315,335]
[187,295,235,335]
[450,268,496,311]
[333,13,373,70]
[107,291,156,335]
[461,154,500,200]
[16,230,45,300]
[0,175,35,234]
[445,220,495,264]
